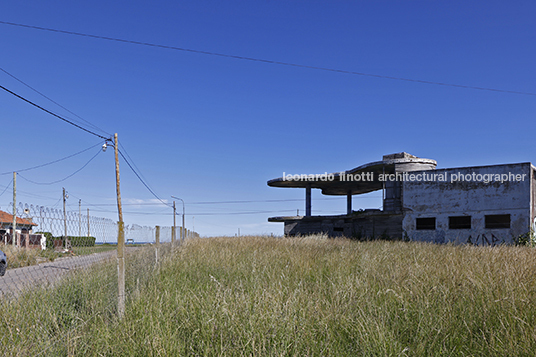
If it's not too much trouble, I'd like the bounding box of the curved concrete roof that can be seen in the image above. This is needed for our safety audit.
[267,152,437,196]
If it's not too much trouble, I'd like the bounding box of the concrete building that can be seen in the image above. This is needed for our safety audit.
[267,153,536,245]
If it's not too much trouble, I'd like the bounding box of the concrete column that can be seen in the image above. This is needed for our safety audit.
[305,184,311,216]
[347,191,352,215]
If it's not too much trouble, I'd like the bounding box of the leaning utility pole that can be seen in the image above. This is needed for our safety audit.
[114,133,125,318]
[12,172,16,246]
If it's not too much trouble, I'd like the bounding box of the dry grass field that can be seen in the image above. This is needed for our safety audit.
[1,236,535,356]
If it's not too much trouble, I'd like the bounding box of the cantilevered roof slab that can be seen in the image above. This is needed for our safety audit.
[267,152,436,196]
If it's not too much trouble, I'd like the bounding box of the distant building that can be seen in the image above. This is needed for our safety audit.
[0,209,40,247]
[267,153,536,245]
[0,209,37,233]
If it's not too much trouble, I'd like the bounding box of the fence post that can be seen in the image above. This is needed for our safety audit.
[63,188,68,249]
[172,201,176,244]
[117,221,125,317]
[155,225,160,265]
[79,199,81,237]
[12,172,16,246]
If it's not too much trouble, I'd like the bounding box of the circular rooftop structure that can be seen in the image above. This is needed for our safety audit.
[267,152,437,196]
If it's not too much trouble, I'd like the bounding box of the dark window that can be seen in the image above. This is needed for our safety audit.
[449,216,471,229]
[416,217,436,230]
[333,227,344,232]
[485,214,510,229]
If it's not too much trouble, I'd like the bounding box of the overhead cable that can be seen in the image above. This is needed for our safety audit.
[0,67,111,137]
[0,21,534,96]
[0,141,105,175]
[0,84,109,140]
[117,148,171,207]
[18,148,102,185]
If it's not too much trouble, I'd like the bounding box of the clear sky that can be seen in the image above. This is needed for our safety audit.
[0,1,534,237]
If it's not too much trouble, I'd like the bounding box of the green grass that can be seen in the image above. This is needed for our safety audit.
[72,245,117,256]
[1,236,536,356]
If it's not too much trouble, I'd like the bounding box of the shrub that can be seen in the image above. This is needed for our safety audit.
[35,233,97,249]
[35,232,54,249]
[62,236,96,247]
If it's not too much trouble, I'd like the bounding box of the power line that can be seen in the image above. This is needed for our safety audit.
[118,142,152,190]
[2,188,58,201]
[0,67,111,138]
[17,148,102,185]
[74,199,299,207]
[186,197,366,205]
[0,141,105,175]
[0,179,13,198]
[56,196,373,207]
[183,209,299,216]
[117,148,170,207]
[1,21,534,96]
[84,208,299,216]
[116,143,168,207]
[50,197,63,209]
[43,194,382,207]
[0,84,109,139]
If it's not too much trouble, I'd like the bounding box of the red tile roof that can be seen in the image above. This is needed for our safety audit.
[0,210,37,226]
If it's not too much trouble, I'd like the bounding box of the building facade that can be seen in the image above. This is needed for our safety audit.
[267,153,536,245]
[403,163,534,245]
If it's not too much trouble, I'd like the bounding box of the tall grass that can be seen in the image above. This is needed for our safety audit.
[1,236,536,356]
[2,244,44,268]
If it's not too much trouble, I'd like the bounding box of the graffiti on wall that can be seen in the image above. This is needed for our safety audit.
[466,233,505,246]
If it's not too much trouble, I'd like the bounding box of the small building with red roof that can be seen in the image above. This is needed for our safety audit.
[0,209,38,233]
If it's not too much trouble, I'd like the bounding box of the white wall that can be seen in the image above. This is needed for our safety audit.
[402,163,532,245]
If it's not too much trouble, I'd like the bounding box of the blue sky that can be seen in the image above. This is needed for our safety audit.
[0,1,534,237]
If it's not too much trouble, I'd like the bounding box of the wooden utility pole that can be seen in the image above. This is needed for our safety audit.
[12,172,16,246]
[79,199,82,237]
[172,201,176,244]
[87,208,90,237]
[63,188,67,240]
[114,133,125,318]
[155,225,160,265]
[115,134,123,222]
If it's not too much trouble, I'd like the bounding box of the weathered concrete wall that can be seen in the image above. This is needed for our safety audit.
[282,211,403,239]
[382,154,437,212]
[403,163,532,245]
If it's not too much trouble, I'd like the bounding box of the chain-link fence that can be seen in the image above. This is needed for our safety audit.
[0,201,191,355]
[0,201,186,295]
